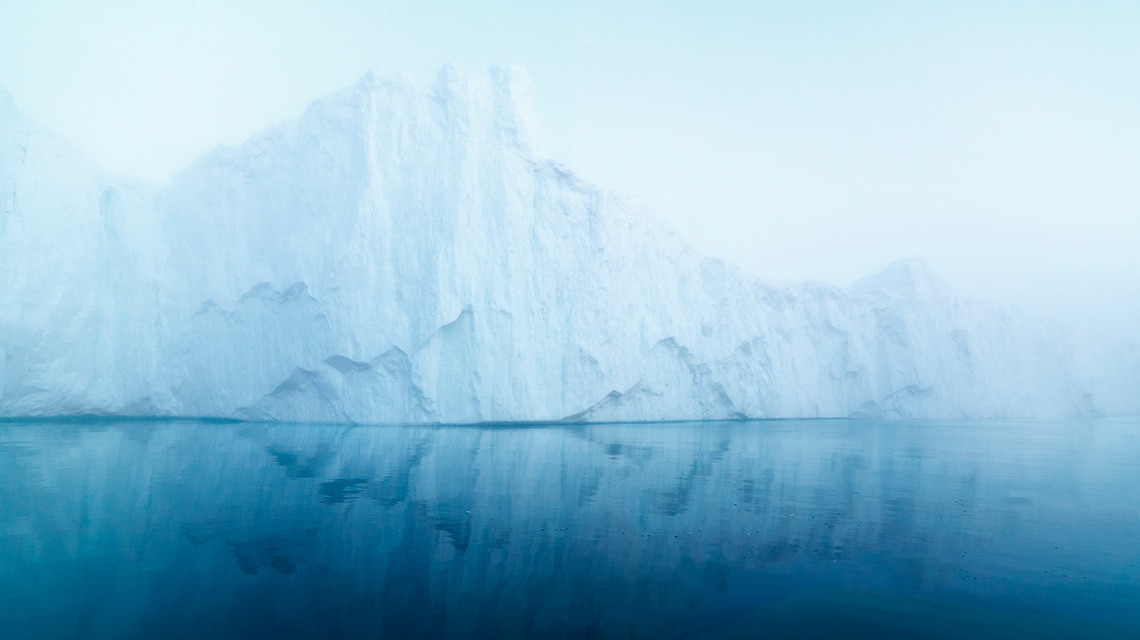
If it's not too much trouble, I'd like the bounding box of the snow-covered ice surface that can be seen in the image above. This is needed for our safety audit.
[0,68,1135,422]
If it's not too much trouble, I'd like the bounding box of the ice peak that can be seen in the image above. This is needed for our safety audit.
[356,68,417,92]
[852,257,950,299]
[0,86,18,120]
[336,65,539,152]
[430,64,538,151]
[488,64,533,103]
[488,65,537,149]
[429,63,532,98]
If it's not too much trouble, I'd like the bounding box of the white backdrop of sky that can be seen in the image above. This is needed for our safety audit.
[1,0,1137,337]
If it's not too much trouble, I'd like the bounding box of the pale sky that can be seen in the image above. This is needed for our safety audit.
[1,1,1137,337]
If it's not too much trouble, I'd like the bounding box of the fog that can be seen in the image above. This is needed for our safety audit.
[1,0,1136,338]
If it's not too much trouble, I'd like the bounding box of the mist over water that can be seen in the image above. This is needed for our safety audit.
[2,418,1138,639]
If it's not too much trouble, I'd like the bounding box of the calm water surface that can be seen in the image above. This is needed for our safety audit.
[1,418,1138,639]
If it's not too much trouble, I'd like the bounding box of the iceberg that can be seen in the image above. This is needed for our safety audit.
[0,67,1134,422]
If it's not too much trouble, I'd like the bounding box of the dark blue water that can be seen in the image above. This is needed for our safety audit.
[1,418,1138,639]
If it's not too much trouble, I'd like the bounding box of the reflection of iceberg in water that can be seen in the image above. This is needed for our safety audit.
[1,419,1139,638]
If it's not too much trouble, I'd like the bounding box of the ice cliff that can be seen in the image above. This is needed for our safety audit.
[0,67,1134,422]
